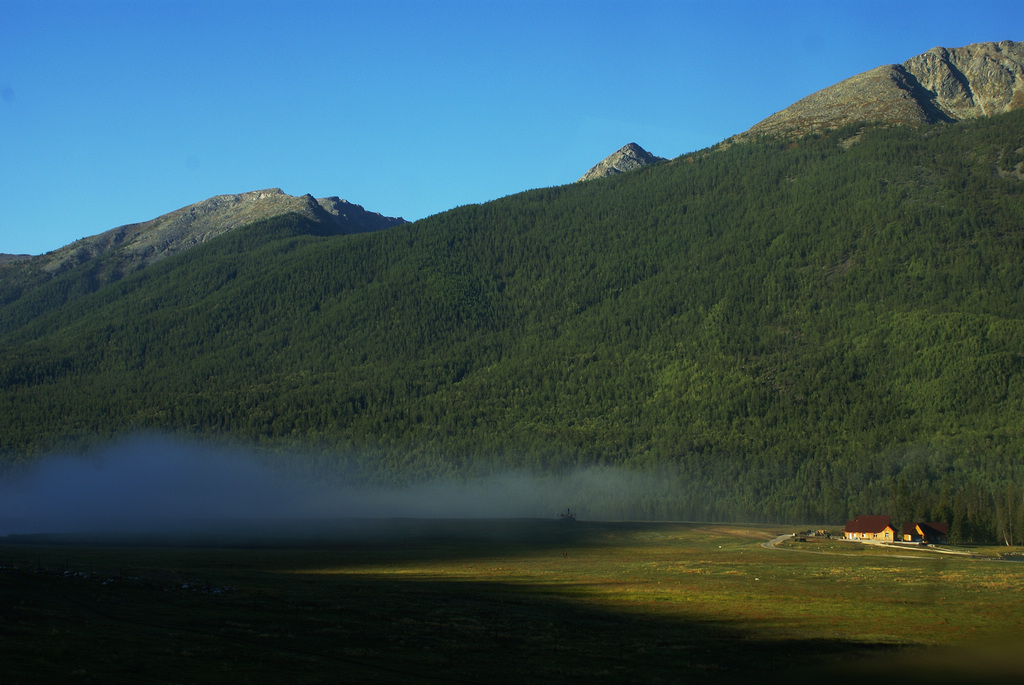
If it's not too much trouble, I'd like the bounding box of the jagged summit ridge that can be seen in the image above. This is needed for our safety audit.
[578,143,666,182]
[31,189,405,277]
[745,40,1024,137]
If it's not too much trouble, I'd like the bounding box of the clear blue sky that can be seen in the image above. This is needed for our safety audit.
[2,0,1021,255]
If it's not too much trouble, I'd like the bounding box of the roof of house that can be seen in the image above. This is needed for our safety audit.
[844,514,893,533]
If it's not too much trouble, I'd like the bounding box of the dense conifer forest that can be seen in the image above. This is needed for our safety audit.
[2,112,1024,541]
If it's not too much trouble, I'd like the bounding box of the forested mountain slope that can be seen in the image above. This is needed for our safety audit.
[2,112,1024,538]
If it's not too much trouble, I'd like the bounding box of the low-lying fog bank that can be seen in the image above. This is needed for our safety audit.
[0,435,667,538]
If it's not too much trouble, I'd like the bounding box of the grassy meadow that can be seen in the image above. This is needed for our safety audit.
[2,519,1023,683]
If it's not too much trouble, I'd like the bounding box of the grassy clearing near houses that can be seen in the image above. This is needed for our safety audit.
[2,520,1023,684]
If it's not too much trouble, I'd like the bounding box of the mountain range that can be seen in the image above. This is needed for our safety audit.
[3,40,1020,270]
[2,41,1024,536]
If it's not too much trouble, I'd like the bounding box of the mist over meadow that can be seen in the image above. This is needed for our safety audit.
[0,435,665,537]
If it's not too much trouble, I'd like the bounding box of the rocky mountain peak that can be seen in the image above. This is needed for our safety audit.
[744,40,1024,138]
[578,143,666,182]
[28,189,406,279]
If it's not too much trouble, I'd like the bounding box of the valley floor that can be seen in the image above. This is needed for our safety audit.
[2,520,1023,684]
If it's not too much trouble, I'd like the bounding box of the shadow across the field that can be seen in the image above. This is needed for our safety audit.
[0,559,887,684]
[2,520,1020,684]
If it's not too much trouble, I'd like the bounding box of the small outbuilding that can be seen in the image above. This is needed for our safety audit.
[843,514,896,541]
[902,521,949,544]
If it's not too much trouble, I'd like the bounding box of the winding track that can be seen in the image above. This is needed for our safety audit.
[760,533,794,549]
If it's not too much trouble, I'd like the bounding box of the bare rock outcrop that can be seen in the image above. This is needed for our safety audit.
[578,143,666,182]
[903,42,1024,119]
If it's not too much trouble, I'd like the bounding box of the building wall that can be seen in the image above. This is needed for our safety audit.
[845,527,895,541]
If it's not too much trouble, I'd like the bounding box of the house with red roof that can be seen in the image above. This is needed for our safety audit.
[843,514,896,541]
[902,521,949,544]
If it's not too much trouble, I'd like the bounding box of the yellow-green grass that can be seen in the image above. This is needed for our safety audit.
[2,520,1022,683]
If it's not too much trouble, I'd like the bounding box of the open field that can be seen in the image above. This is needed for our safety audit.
[2,519,1023,684]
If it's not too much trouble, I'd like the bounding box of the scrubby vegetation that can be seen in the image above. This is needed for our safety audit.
[3,112,1024,538]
